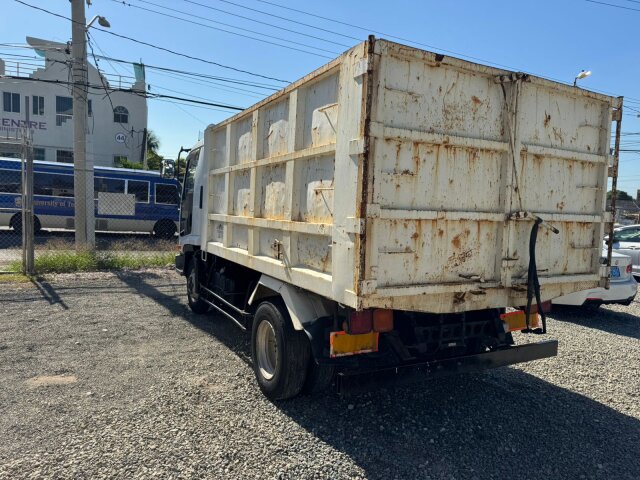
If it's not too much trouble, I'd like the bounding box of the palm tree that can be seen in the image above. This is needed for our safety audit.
[145,129,163,170]
[146,129,160,155]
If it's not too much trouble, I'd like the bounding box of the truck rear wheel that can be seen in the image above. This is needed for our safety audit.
[186,256,209,314]
[302,361,334,395]
[251,300,310,400]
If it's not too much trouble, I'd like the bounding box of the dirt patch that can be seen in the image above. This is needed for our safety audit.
[25,375,77,388]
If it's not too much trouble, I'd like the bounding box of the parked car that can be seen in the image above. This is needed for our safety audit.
[605,224,640,278]
[553,251,637,307]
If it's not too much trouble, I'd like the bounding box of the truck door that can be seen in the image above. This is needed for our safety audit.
[179,148,201,237]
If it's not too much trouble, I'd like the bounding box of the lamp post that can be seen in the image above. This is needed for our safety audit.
[573,70,592,87]
[71,1,110,251]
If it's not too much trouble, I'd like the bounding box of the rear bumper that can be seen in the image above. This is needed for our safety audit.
[335,340,558,395]
[553,276,637,306]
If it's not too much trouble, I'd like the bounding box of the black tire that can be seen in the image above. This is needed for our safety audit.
[186,256,209,314]
[251,300,310,400]
[302,361,334,395]
[153,219,177,239]
[10,214,41,235]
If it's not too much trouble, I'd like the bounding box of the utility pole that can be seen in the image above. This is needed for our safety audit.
[22,97,34,275]
[71,0,95,250]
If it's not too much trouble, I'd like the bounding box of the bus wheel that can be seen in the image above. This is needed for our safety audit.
[10,214,41,235]
[153,219,177,239]
[251,299,310,400]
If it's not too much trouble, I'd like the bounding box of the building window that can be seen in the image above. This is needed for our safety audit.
[55,96,73,126]
[88,99,92,117]
[3,92,20,113]
[113,106,129,124]
[155,184,178,205]
[33,148,45,161]
[32,96,44,116]
[56,150,74,163]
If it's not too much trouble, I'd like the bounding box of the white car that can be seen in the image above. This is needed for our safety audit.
[606,224,640,278]
[553,251,637,307]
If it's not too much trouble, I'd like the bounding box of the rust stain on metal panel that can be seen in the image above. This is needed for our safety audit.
[447,249,474,268]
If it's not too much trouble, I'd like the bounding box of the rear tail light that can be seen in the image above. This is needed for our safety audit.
[627,264,633,274]
[346,309,395,334]
[373,309,394,332]
[346,310,373,334]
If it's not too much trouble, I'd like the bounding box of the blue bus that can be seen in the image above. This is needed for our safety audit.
[0,157,180,239]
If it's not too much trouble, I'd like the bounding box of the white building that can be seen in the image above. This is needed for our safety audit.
[0,36,147,167]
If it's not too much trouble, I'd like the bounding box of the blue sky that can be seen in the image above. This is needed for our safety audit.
[3,0,640,194]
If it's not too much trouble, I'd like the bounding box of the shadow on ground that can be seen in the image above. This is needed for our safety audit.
[119,272,640,479]
[551,304,640,340]
[22,272,639,479]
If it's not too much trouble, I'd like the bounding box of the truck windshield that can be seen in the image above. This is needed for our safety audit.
[179,148,200,236]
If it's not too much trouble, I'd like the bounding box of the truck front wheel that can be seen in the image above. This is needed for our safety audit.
[186,256,209,314]
[251,300,310,400]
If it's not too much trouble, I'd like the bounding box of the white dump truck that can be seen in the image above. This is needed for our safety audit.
[173,37,622,399]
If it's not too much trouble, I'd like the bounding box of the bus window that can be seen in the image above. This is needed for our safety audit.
[0,169,21,194]
[155,184,178,205]
[35,173,74,197]
[128,180,149,202]
[94,177,125,199]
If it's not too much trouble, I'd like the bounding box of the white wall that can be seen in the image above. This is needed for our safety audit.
[0,37,147,167]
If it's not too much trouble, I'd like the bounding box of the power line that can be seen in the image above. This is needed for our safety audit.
[250,0,520,69]
[217,0,361,42]
[2,41,281,90]
[94,54,281,90]
[250,0,640,104]
[1,74,246,110]
[112,0,338,58]
[585,0,640,12]
[12,0,290,83]
[149,69,267,99]
[179,0,351,48]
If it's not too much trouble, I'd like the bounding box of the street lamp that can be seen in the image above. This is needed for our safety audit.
[87,15,111,29]
[573,70,592,87]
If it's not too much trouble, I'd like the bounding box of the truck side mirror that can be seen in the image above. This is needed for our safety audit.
[161,159,176,179]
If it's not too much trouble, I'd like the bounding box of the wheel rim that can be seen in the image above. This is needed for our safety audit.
[256,319,278,381]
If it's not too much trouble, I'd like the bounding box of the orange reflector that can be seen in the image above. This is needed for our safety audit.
[329,331,379,358]
[500,310,541,332]
[373,309,394,332]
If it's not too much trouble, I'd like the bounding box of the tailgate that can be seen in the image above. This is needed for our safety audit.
[358,40,621,313]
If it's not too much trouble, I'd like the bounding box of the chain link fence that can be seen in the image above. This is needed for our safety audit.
[1,131,180,274]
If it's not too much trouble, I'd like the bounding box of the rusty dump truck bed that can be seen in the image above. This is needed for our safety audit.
[199,37,621,314]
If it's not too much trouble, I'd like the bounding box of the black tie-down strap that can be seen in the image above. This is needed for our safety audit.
[524,218,546,334]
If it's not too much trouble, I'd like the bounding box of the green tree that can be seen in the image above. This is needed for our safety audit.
[114,157,144,170]
[607,190,633,201]
[146,129,163,171]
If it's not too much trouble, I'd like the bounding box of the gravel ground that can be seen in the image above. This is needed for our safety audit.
[0,270,638,480]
